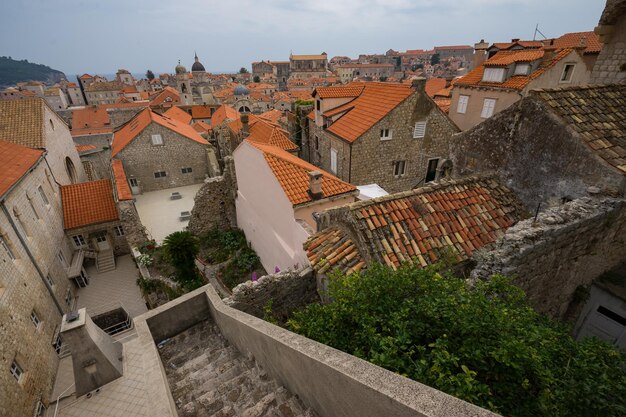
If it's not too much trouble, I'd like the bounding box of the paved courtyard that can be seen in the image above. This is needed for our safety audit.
[133,183,203,243]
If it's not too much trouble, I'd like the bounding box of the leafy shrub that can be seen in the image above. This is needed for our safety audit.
[137,253,153,267]
[200,228,247,263]
[288,263,626,417]
[162,231,201,291]
[221,247,261,290]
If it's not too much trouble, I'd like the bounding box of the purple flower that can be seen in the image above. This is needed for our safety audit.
[251,272,257,282]
[274,266,281,273]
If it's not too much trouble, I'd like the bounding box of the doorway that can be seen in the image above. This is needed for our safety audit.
[425,158,440,183]
[95,231,110,251]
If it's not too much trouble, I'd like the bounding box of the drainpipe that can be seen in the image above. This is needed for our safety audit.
[1,201,64,315]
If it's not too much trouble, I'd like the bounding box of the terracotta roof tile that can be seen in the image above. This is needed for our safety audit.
[434,97,451,114]
[534,84,626,175]
[304,176,526,274]
[313,84,364,99]
[71,105,112,137]
[164,106,192,124]
[246,118,298,152]
[259,109,284,125]
[192,121,212,133]
[248,141,356,206]
[190,105,212,119]
[111,108,208,156]
[0,140,44,197]
[552,31,602,54]
[0,98,48,149]
[149,87,180,106]
[75,144,97,153]
[111,160,132,201]
[211,104,240,127]
[425,78,447,98]
[61,179,119,229]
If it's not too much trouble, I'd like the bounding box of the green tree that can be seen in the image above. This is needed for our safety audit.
[253,75,260,83]
[431,53,440,65]
[288,264,626,417]
[239,67,249,74]
[146,69,155,80]
[162,231,201,290]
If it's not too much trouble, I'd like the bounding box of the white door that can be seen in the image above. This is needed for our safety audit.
[95,232,110,251]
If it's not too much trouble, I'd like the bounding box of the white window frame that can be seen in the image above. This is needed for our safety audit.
[151,134,163,145]
[1,235,15,260]
[114,225,125,237]
[30,310,41,329]
[560,64,575,83]
[57,251,67,267]
[10,361,23,382]
[330,148,338,174]
[457,95,469,114]
[482,67,505,83]
[413,121,427,139]
[72,234,86,248]
[35,400,46,417]
[37,186,49,206]
[393,160,406,177]
[154,171,167,178]
[379,128,392,141]
[514,63,530,76]
[128,178,138,187]
[480,98,497,119]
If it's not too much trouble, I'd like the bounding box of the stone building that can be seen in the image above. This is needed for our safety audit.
[434,45,474,62]
[43,87,69,110]
[173,54,216,105]
[65,82,85,106]
[0,140,77,417]
[234,139,358,272]
[309,81,459,194]
[289,53,328,79]
[450,84,626,210]
[0,98,87,185]
[449,47,591,131]
[116,69,134,85]
[591,0,626,84]
[111,108,214,193]
[335,63,394,83]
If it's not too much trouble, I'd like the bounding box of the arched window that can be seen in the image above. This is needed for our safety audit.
[65,157,77,184]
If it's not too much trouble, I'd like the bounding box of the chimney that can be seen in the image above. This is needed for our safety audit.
[60,308,123,397]
[241,113,249,137]
[308,171,323,200]
[543,44,556,62]
[411,77,426,91]
[511,38,520,43]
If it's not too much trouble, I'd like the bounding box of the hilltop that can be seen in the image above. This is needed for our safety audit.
[0,56,66,87]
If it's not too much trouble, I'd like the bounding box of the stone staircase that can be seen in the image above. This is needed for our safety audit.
[96,250,116,273]
[159,320,319,417]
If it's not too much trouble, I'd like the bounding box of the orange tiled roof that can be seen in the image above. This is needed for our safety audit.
[149,87,180,106]
[111,160,132,201]
[111,108,208,156]
[425,78,447,98]
[246,118,298,152]
[0,98,50,149]
[61,179,119,229]
[66,82,79,88]
[192,121,212,133]
[79,74,93,79]
[534,84,626,175]
[164,106,192,124]
[491,40,544,50]
[191,105,212,119]
[71,106,112,137]
[75,144,97,153]
[434,97,451,114]
[551,31,602,54]
[0,140,43,198]
[248,141,356,206]
[211,104,240,127]
[307,111,315,121]
[121,85,138,94]
[485,50,545,67]
[259,109,284,125]
[228,113,260,134]
[313,84,364,99]
[304,176,526,274]
[455,49,574,91]
[323,82,414,143]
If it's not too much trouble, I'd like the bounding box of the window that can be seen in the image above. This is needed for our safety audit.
[28,197,39,220]
[393,160,406,177]
[181,167,193,174]
[30,310,41,328]
[72,234,86,247]
[151,134,163,145]
[316,100,321,111]
[52,334,63,355]
[480,98,496,119]
[0,235,15,260]
[57,251,67,267]
[413,121,427,138]
[13,207,29,237]
[457,95,469,114]
[114,225,124,236]
[10,361,23,382]
[330,148,338,174]
[45,274,54,288]
[154,171,167,178]
[95,231,107,243]
[314,136,319,151]
[35,400,46,417]
[49,119,54,130]
[380,128,392,140]
[129,178,138,187]
[65,288,74,307]
[560,64,575,82]
[514,63,530,75]
[482,67,505,83]
[37,186,49,206]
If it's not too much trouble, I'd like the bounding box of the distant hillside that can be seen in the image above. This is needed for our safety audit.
[0,56,66,87]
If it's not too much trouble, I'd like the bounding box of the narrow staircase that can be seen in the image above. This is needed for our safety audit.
[159,320,319,417]
[96,250,116,273]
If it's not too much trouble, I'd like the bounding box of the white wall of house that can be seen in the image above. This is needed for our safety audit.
[233,142,310,272]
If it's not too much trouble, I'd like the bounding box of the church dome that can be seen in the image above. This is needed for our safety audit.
[175,60,187,75]
[234,84,250,96]
[192,52,206,72]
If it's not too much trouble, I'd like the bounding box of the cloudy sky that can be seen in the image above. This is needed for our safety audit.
[1,0,604,76]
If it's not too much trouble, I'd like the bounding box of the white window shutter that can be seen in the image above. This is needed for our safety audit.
[413,121,427,138]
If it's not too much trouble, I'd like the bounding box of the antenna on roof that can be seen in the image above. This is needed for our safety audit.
[533,24,547,41]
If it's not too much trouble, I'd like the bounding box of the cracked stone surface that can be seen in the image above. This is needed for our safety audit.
[159,320,318,417]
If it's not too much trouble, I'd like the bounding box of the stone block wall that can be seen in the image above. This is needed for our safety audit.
[65,220,130,256]
[224,268,318,320]
[471,198,626,319]
[118,200,149,248]
[187,157,238,235]
[44,105,87,185]
[591,13,626,85]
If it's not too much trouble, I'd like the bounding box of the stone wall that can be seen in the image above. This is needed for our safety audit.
[471,198,626,320]
[65,220,130,256]
[187,157,237,235]
[74,133,113,181]
[118,200,149,248]
[591,9,626,85]
[108,107,145,128]
[450,96,626,210]
[224,268,318,320]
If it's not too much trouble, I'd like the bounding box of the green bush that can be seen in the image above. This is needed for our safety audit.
[221,247,261,290]
[200,228,247,263]
[288,263,626,416]
[162,231,201,291]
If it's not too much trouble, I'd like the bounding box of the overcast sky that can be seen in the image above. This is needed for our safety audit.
[0,0,605,77]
